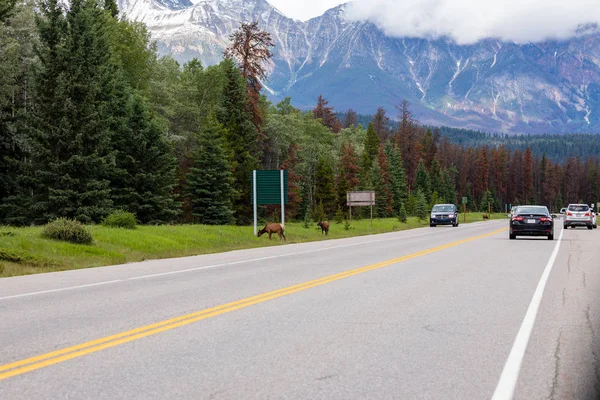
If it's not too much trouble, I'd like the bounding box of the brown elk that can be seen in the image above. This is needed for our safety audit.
[257,223,286,241]
[317,221,329,235]
[482,213,490,220]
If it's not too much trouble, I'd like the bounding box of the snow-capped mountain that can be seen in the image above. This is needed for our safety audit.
[118,0,600,134]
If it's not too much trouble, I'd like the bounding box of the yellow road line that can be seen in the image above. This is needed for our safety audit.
[0,227,507,381]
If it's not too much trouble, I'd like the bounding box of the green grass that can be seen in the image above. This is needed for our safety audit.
[0,213,507,278]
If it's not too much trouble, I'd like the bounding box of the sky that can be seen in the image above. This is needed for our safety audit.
[268,0,345,21]
[269,0,600,44]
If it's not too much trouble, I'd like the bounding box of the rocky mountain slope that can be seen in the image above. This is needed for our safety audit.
[118,0,600,133]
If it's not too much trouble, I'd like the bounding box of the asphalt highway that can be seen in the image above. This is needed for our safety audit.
[1,219,599,399]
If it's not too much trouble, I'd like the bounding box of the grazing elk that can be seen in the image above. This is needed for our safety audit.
[257,223,286,242]
[317,221,330,235]
[482,213,490,220]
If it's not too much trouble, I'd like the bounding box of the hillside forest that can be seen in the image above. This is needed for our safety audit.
[1,0,599,227]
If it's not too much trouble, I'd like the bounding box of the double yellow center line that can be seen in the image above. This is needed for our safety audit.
[0,227,507,381]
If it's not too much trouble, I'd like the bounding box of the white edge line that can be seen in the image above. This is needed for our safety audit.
[0,280,122,301]
[0,220,506,300]
[491,226,565,400]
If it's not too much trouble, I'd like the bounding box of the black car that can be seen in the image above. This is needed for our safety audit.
[430,204,459,227]
[509,205,554,240]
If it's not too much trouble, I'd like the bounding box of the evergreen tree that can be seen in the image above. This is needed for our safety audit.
[361,122,379,176]
[9,0,117,224]
[480,190,495,213]
[370,160,389,218]
[103,0,118,18]
[415,159,432,203]
[344,109,358,128]
[186,113,234,225]
[111,94,179,224]
[372,107,389,142]
[337,142,360,210]
[314,157,336,217]
[376,144,393,215]
[219,58,259,224]
[415,189,427,220]
[440,168,457,204]
[385,143,408,215]
[398,202,407,223]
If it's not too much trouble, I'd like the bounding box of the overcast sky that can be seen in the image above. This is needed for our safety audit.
[269,0,600,44]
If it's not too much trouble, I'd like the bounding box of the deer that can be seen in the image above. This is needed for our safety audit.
[317,221,330,235]
[257,223,286,242]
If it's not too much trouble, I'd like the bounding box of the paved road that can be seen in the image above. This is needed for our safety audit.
[1,220,599,399]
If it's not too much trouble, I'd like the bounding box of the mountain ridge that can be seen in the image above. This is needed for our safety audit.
[117,0,600,134]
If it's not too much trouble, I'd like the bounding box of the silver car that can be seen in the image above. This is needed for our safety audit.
[564,204,594,229]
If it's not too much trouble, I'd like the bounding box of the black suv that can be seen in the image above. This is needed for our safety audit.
[430,204,459,227]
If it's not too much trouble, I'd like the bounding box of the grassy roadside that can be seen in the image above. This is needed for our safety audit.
[0,213,507,278]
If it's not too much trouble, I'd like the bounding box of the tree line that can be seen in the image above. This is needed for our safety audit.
[1,0,599,227]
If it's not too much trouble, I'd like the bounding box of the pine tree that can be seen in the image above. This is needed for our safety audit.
[110,94,179,224]
[337,142,360,210]
[370,160,390,218]
[314,157,336,217]
[415,189,427,220]
[361,122,379,177]
[415,159,432,203]
[187,113,234,225]
[376,144,393,215]
[440,168,457,204]
[344,109,358,128]
[10,0,117,224]
[219,58,259,224]
[103,0,118,18]
[398,202,407,223]
[312,95,340,132]
[480,190,495,213]
[385,143,409,216]
[372,107,389,142]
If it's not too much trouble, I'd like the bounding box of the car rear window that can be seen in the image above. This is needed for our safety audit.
[516,206,548,215]
[568,205,589,212]
[432,205,454,212]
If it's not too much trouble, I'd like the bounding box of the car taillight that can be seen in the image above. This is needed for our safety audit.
[585,212,591,217]
[512,216,525,221]
[540,217,551,222]
[567,212,573,216]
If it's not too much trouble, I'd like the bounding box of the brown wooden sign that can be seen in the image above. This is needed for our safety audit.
[347,191,375,206]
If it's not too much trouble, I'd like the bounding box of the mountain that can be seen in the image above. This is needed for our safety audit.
[117,0,600,134]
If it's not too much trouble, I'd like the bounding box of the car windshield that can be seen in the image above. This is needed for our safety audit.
[568,205,589,212]
[516,206,548,216]
[432,205,454,212]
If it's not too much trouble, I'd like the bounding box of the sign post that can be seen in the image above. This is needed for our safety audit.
[253,170,258,236]
[347,191,376,228]
[251,170,289,236]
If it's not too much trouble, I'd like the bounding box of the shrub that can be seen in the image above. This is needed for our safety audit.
[334,205,344,224]
[398,203,408,223]
[102,211,137,229]
[42,218,93,244]
[0,248,24,263]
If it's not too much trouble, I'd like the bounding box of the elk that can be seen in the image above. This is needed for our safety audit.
[317,221,330,235]
[482,213,490,220]
[257,223,286,241]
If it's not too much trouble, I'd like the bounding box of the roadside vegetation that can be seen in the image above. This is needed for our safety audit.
[0,213,505,277]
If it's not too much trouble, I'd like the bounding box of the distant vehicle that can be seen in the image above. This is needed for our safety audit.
[508,205,518,218]
[564,204,594,230]
[430,204,459,227]
[591,208,598,229]
[560,208,567,215]
[509,205,554,240]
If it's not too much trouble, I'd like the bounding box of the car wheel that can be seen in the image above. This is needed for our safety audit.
[564,224,568,229]
[594,224,598,229]
[430,224,436,228]
[548,233,554,240]
[588,225,593,230]
[509,234,516,240]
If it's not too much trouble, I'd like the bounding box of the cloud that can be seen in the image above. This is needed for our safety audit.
[346,0,600,44]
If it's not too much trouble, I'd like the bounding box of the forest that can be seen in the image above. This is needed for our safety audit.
[1,0,599,228]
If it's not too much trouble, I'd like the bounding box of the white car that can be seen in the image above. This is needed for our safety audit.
[564,204,595,230]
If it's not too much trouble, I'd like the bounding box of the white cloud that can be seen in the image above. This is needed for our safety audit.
[268,0,345,21]
[346,0,600,44]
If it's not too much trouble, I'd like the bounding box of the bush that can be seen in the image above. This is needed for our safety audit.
[42,218,93,244]
[398,203,408,223]
[102,211,137,229]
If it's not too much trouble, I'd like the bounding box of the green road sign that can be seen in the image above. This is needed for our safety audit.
[462,197,468,204]
[251,170,288,205]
